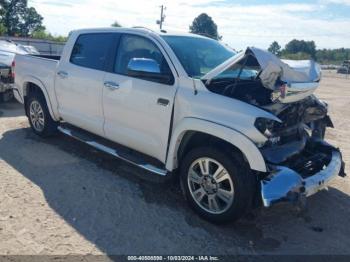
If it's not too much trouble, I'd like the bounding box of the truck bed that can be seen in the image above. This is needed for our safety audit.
[14,54,59,104]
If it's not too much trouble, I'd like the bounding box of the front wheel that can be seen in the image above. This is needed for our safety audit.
[180,147,255,223]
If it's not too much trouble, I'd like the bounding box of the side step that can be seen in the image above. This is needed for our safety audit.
[57,125,168,176]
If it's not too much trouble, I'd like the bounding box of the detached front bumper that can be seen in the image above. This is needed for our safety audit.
[261,140,346,207]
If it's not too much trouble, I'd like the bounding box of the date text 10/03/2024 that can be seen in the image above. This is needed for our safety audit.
[127,256,220,261]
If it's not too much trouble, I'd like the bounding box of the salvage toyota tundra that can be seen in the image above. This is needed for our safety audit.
[13,28,345,223]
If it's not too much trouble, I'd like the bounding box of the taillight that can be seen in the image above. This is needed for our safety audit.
[11,60,15,79]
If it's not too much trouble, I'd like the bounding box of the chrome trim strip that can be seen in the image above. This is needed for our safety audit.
[58,126,167,176]
[57,126,72,136]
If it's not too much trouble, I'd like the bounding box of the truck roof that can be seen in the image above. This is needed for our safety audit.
[70,27,211,39]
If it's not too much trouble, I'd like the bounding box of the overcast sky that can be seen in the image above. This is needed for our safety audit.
[28,0,350,50]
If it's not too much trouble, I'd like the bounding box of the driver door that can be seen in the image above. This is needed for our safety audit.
[102,34,177,162]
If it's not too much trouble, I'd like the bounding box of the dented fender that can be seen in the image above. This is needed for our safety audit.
[166,117,267,172]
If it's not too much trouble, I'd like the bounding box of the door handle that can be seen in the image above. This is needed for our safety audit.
[57,71,68,78]
[157,98,169,106]
[104,81,119,90]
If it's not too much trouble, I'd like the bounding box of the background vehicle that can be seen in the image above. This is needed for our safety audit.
[0,40,40,101]
[13,28,345,223]
[18,44,40,55]
[337,60,350,74]
[0,40,26,101]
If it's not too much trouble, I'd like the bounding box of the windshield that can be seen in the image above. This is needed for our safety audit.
[162,35,235,78]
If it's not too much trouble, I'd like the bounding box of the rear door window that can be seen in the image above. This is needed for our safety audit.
[70,33,115,71]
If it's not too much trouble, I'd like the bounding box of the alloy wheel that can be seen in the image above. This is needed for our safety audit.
[29,100,45,132]
[187,157,234,214]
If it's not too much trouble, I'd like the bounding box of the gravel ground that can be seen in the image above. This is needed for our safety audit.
[0,72,350,256]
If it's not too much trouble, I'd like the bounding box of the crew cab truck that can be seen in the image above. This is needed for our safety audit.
[13,28,345,223]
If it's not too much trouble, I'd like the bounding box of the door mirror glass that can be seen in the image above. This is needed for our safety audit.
[127,58,172,84]
[127,58,161,74]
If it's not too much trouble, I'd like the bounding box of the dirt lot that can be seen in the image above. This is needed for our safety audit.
[0,72,350,256]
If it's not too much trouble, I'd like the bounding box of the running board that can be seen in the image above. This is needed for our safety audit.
[57,126,167,176]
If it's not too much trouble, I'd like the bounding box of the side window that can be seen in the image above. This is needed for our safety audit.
[114,34,174,85]
[70,33,115,71]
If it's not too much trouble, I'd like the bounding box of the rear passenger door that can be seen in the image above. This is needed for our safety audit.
[55,33,118,136]
[102,34,178,162]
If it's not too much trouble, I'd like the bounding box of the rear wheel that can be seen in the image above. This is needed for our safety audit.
[180,147,255,223]
[26,92,58,137]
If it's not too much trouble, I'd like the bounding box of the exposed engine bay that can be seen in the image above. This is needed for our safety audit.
[204,53,273,106]
[203,48,320,106]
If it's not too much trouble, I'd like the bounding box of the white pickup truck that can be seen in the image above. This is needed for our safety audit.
[13,27,345,223]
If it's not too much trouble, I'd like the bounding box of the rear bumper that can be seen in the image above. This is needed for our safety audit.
[0,82,13,93]
[261,141,345,207]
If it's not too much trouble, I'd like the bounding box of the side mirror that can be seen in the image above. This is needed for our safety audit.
[127,58,173,84]
[127,58,161,74]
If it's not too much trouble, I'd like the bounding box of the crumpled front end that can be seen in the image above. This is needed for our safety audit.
[200,44,346,206]
[257,94,346,207]
[261,139,345,207]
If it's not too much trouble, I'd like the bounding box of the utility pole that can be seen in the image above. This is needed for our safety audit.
[156,5,166,30]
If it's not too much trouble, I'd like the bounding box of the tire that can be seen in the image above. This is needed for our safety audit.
[180,147,256,223]
[26,92,58,137]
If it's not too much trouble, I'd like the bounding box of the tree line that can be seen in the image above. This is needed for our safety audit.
[189,13,349,65]
[0,0,67,42]
[268,40,349,65]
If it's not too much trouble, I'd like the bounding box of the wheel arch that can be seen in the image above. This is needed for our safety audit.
[166,118,267,172]
[22,76,58,121]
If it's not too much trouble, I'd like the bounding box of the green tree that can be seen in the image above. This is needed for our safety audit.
[268,41,281,56]
[111,21,121,27]
[281,51,311,60]
[315,48,350,64]
[19,7,45,36]
[32,29,67,42]
[0,0,44,36]
[189,13,222,40]
[285,39,316,59]
[0,23,6,34]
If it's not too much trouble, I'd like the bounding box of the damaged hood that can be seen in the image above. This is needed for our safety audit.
[202,47,322,103]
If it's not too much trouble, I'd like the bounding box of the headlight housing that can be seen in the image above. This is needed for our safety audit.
[254,117,281,145]
[254,117,275,137]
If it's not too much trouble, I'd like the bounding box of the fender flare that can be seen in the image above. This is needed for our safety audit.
[22,75,59,121]
[166,118,267,172]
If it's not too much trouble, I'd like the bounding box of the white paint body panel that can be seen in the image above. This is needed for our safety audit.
[13,55,60,120]
[14,27,277,173]
[55,65,105,136]
[102,72,177,162]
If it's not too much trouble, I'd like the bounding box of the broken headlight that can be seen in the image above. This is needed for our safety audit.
[254,117,281,145]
